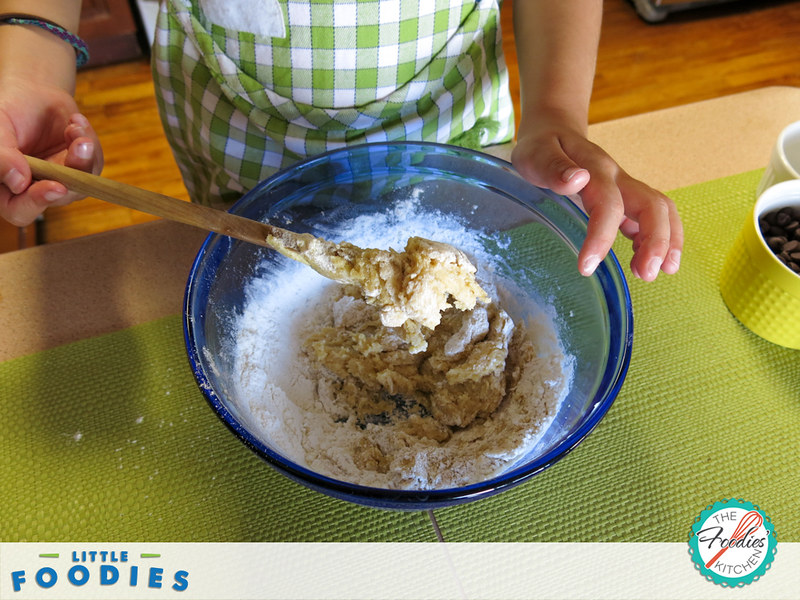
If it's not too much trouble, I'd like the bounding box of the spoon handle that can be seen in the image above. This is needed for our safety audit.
[25,155,277,248]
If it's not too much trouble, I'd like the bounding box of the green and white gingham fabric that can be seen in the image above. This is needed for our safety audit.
[152,0,514,206]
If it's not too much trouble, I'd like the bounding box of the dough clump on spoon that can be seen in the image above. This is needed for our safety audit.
[267,232,490,352]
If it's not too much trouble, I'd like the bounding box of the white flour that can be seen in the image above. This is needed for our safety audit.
[231,195,572,489]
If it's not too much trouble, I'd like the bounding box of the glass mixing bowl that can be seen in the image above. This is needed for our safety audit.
[184,142,633,510]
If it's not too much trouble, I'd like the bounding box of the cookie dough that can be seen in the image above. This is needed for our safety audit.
[283,283,567,489]
[235,200,570,490]
[304,286,516,431]
[267,232,489,351]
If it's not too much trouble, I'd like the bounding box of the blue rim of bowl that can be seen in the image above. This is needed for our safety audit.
[183,141,633,510]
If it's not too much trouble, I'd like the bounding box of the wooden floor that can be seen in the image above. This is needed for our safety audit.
[15,0,800,246]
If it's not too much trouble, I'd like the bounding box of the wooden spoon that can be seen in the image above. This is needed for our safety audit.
[26,156,488,343]
[26,155,309,257]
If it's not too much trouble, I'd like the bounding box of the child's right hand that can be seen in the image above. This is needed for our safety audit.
[0,77,103,227]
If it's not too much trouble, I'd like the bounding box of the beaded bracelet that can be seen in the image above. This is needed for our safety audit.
[0,15,89,67]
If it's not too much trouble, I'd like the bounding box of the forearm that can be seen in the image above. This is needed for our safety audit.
[512,0,602,135]
[0,0,82,92]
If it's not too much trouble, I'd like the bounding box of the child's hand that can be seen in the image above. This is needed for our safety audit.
[0,79,103,227]
[511,124,683,282]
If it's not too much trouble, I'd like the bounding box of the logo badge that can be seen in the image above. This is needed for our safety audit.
[689,499,777,587]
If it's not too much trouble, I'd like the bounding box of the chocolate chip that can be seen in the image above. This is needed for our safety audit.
[759,205,800,276]
[767,236,786,252]
[784,240,800,252]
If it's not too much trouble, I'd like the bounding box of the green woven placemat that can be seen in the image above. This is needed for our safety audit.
[436,169,800,542]
[1,170,797,543]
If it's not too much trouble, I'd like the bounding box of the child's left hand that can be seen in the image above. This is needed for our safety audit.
[511,123,683,282]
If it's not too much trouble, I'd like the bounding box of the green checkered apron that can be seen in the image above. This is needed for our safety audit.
[152,0,514,206]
